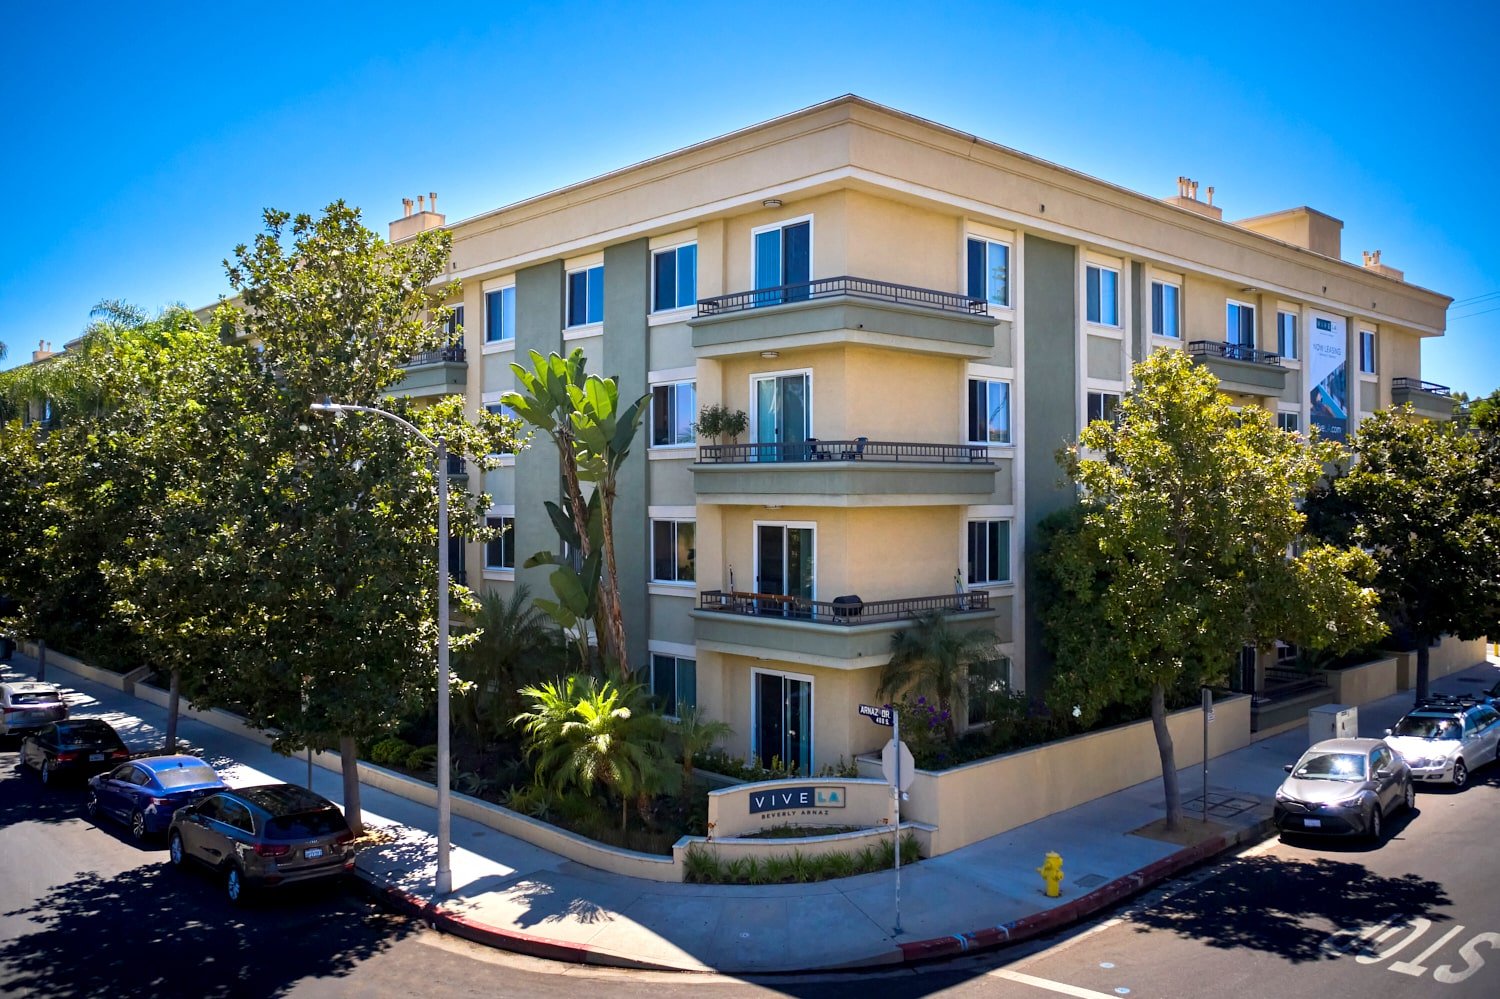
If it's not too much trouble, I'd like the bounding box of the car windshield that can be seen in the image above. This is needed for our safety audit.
[264,808,349,840]
[154,765,219,789]
[58,723,120,749]
[9,692,60,706]
[1293,752,1367,780]
[1393,716,1460,740]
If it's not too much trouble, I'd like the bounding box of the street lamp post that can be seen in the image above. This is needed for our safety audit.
[311,401,453,897]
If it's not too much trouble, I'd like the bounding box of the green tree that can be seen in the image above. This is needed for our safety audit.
[453,585,566,740]
[878,612,1003,741]
[670,707,733,803]
[1305,406,1500,701]
[1038,349,1384,829]
[502,349,648,680]
[512,676,674,833]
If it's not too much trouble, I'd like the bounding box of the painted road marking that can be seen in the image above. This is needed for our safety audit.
[988,968,1130,998]
[1323,916,1498,984]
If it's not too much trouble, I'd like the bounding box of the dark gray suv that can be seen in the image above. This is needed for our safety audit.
[167,784,355,904]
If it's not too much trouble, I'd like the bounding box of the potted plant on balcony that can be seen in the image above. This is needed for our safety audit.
[693,404,749,445]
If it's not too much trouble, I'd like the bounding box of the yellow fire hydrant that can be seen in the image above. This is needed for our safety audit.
[1037,851,1064,898]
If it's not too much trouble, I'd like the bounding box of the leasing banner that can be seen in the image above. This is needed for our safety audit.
[1308,311,1348,441]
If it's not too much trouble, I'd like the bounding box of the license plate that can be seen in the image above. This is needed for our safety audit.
[88,753,104,762]
[305,847,324,859]
[1303,818,1322,828]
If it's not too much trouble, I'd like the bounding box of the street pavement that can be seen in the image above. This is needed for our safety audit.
[3,647,1497,978]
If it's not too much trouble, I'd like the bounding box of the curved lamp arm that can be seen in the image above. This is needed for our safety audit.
[310,400,437,452]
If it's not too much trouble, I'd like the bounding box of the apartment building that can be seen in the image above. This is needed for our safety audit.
[396,98,1453,773]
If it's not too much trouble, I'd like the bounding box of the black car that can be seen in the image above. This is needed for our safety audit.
[20,719,131,785]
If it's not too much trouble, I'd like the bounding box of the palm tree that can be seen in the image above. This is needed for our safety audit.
[671,707,733,801]
[513,676,672,832]
[879,612,1003,741]
[455,585,564,740]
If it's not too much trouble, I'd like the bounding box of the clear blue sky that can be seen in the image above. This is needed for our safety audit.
[3,2,1497,396]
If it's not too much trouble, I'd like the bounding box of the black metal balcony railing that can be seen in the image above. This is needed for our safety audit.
[1187,340,1284,367]
[1391,377,1452,397]
[695,275,990,318]
[406,344,466,366]
[697,439,992,464]
[698,589,991,626]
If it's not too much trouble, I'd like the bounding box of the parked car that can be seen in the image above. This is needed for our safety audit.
[19,719,131,784]
[1273,737,1414,841]
[168,784,356,904]
[87,755,227,842]
[1385,696,1500,788]
[1,681,67,738]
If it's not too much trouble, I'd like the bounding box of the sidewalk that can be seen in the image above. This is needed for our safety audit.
[6,649,1498,974]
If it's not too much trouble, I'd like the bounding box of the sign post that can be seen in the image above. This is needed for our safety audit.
[862,703,914,936]
[1201,687,1213,822]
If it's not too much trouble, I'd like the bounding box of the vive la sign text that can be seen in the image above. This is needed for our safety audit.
[748,785,847,814]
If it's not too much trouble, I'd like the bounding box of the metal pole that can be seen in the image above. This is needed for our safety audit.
[435,438,452,897]
[1202,687,1211,823]
[892,708,902,936]
[307,747,314,791]
[37,638,46,683]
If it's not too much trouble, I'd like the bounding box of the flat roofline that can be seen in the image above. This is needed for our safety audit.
[1232,205,1345,228]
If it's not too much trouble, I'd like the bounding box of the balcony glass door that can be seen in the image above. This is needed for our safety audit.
[754,670,812,776]
[756,523,814,616]
[753,372,810,462]
[753,220,811,306]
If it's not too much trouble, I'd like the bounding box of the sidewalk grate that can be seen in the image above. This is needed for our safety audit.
[1073,873,1107,888]
[1184,792,1260,818]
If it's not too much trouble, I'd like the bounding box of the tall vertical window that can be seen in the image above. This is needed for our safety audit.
[484,515,515,570]
[651,382,696,447]
[649,653,697,717]
[651,520,695,583]
[1150,281,1180,338]
[1085,265,1120,327]
[443,305,465,342]
[967,520,1012,585]
[967,378,1012,445]
[652,244,698,312]
[566,264,605,327]
[1226,301,1256,347]
[753,219,812,305]
[1087,391,1122,424]
[966,237,1010,307]
[1277,311,1298,359]
[485,286,516,343]
[1359,330,1377,373]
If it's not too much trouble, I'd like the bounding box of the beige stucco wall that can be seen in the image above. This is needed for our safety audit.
[1319,656,1399,706]
[843,189,962,292]
[706,777,892,838]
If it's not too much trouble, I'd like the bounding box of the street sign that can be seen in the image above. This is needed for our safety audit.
[858,703,894,727]
[882,739,915,792]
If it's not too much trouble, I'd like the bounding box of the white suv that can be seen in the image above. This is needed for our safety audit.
[0,682,68,737]
[1386,697,1500,789]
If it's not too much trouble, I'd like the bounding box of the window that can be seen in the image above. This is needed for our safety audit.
[1277,311,1298,359]
[1085,265,1119,327]
[566,264,605,327]
[966,237,1010,308]
[649,653,697,717]
[485,403,518,455]
[966,378,1012,445]
[485,516,515,571]
[652,244,698,312]
[1150,281,1180,338]
[1359,330,1377,373]
[485,286,516,343]
[1087,391,1121,424]
[1226,301,1256,347]
[753,219,811,304]
[1277,412,1301,433]
[651,382,696,447]
[651,520,695,583]
[966,519,1011,585]
[442,305,465,342]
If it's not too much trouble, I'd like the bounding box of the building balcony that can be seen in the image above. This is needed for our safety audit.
[1187,340,1288,397]
[689,275,997,359]
[385,344,467,400]
[1390,377,1455,420]
[692,438,998,506]
[691,590,998,667]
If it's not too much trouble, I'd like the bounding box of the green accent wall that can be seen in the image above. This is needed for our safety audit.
[514,261,563,597]
[1022,234,1078,694]
[1130,261,1146,363]
[603,239,651,672]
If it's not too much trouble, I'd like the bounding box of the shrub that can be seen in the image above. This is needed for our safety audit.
[405,744,438,773]
[681,833,922,884]
[369,737,415,768]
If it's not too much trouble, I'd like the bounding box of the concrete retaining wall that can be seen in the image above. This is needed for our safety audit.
[1319,656,1398,706]
[19,641,149,694]
[706,778,891,839]
[132,681,281,749]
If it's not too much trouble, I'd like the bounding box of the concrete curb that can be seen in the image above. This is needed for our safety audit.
[895,817,1277,966]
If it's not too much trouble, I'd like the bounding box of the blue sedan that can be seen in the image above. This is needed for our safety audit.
[86,755,227,842]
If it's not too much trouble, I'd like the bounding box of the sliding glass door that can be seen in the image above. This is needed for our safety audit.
[754,670,812,776]
[752,372,810,462]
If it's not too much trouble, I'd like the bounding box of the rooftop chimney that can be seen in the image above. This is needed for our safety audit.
[1361,249,1405,282]
[389,191,446,242]
[1163,176,1223,220]
[32,339,55,363]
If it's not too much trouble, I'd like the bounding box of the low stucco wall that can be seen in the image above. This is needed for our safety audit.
[19,641,149,694]
[132,681,281,749]
[675,820,934,868]
[1319,657,1398,706]
[1429,636,1489,678]
[707,778,892,839]
[858,694,1253,855]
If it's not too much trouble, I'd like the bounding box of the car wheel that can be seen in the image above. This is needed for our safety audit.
[168,831,186,868]
[1404,780,1416,812]
[130,810,148,842]
[85,792,99,820]
[225,864,250,906]
[1452,760,1468,790]
[40,759,53,786]
[1368,805,1383,843]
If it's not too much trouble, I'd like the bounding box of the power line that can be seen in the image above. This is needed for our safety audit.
[1450,290,1500,307]
[1449,303,1500,322]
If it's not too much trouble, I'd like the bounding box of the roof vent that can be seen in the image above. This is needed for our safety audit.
[389,191,446,242]
[1163,176,1223,220]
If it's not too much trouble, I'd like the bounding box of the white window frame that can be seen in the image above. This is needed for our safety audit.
[965,372,1013,447]
[749,214,815,289]
[1359,329,1378,375]
[482,506,516,579]
[1276,308,1299,362]
[1085,262,1122,330]
[482,279,517,353]
[648,642,700,720]
[748,368,815,445]
[751,520,817,602]
[963,511,1014,588]
[481,391,518,466]
[1226,299,1257,347]
[651,240,699,317]
[649,516,697,588]
[649,377,697,450]
[1150,279,1181,339]
[564,253,605,334]
[749,665,816,774]
[964,227,1014,311]
[1086,390,1123,425]
[1276,408,1302,435]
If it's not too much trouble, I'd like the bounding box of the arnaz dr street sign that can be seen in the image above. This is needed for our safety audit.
[858,703,893,727]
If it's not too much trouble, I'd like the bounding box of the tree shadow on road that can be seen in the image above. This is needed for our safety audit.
[1125,850,1452,963]
[0,861,417,997]
[0,752,89,833]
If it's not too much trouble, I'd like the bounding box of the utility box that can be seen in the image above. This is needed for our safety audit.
[1309,704,1358,744]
